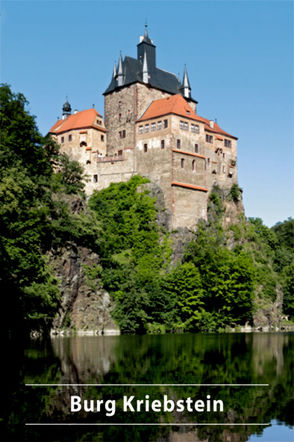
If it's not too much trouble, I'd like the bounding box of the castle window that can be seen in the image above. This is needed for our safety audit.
[118,150,123,156]
[206,134,213,144]
[224,139,232,148]
[144,143,148,153]
[145,124,149,133]
[80,141,87,147]
[163,119,168,128]
[68,134,72,142]
[177,139,181,149]
[138,125,143,134]
[86,160,91,164]
[97,119,102,125]
[118,113,122,122]
[101,135,104,141]
[192,159,196,171]
[161,140,165,149]
[118,101,122,109]
[61,136,64,143]
[223,166,226,173]
[223,153,225,159]
[93,174,98,183]
[195,144,199,153]
[191,124,199,133]
[207,158,210,166]
[181,158,185,168]
[180,121,188,130]
[119,130,126,139]
[157,121,162,130]
[151,122,156,132]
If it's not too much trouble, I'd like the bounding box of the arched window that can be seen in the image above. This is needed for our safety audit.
[80,141,87,147]
[181,158,185,168]
[192,160,196,171]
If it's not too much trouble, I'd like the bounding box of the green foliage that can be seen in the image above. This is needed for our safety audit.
[89,176,172,333]
[0,84,99,334]
[230,183,242,202]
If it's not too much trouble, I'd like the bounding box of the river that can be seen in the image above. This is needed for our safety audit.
[8,333,294,441]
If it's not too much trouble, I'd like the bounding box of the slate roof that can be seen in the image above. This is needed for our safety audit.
[49,109,106,134]
[104,55,197,101]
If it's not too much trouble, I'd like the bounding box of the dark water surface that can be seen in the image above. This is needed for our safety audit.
[8,333,294,441]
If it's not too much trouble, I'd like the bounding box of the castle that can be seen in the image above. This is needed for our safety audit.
[50,26,238,229]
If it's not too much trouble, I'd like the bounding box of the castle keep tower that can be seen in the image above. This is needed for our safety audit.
[103,25,197,155]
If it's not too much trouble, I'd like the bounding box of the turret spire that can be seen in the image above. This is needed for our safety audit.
[113,61,117,78]
[62,97,72,119]
[142,50,149,84]
[117,52,124,87]
[144,23,149,40]
[180,65,191,99]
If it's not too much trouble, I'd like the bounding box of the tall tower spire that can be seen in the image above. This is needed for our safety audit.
[142,50,149,84]
[144,23,149,41]
[180,65,191,99]
[117,52,124,87]
[137,24,156,70]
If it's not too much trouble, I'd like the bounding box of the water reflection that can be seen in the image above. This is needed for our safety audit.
[10,333,294,441]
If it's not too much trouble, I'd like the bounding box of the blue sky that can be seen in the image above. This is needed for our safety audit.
[1,0,293,226]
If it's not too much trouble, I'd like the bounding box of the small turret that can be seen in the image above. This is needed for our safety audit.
[62,98,72,119]
[142,50,149,84]
[113,61,117,79]
[117,52,124,87]
[180,65,191,99]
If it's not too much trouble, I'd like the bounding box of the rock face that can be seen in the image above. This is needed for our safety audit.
[49,243,119,334]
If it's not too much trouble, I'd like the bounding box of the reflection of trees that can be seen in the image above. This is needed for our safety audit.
[20,333,294,442]
[51,336,117,384]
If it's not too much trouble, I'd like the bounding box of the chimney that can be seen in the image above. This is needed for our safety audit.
[209,120,214,128]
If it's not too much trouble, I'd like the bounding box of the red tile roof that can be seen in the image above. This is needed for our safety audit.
[172,181,208,192]
[137,94,237,139]
[49,109,106,134]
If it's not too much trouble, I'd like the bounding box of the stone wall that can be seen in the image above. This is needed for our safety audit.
[104,83,174,155]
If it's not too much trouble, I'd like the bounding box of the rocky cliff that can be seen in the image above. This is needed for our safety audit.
[49,243,119,335]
